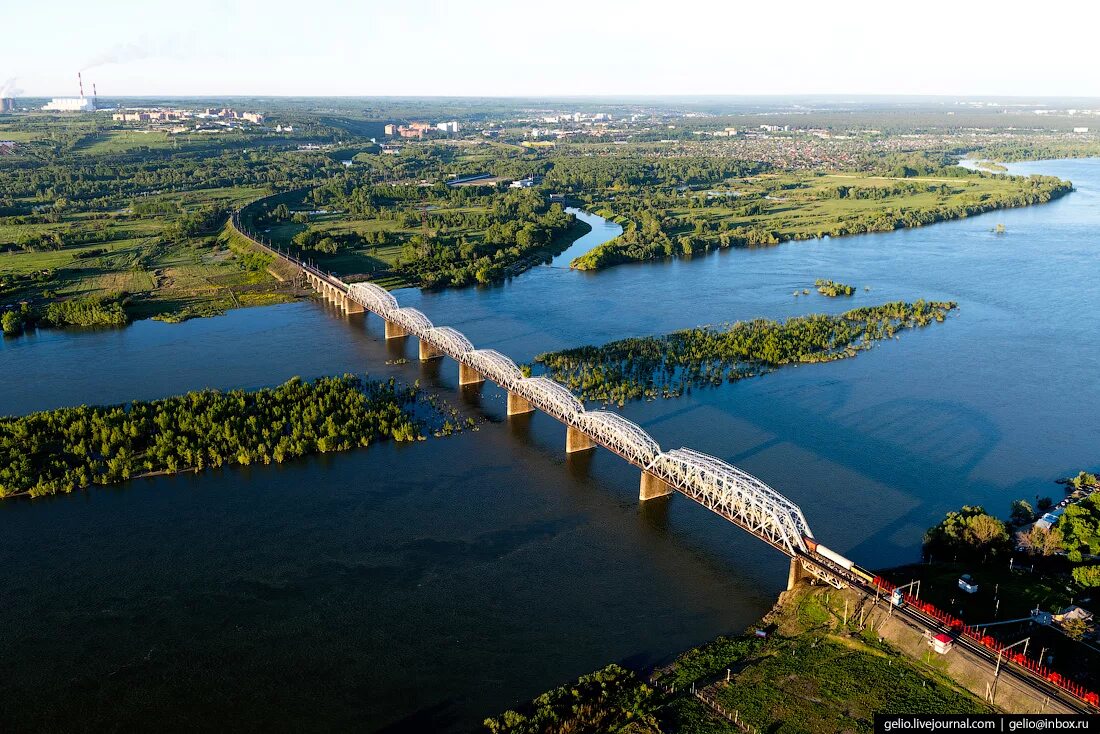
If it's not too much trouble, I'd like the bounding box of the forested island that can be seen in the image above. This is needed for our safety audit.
[815,278,856,296]
[0,375,422,499]
[535,300,956,405]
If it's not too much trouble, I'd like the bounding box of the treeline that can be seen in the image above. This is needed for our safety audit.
[536,301,956,405]
[0,143,342,214]
[484,664,659,734]
[925,472,1100,592]
[0,375,421,499]
[2,294,130,335]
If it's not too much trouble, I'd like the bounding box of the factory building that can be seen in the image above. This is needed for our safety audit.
[43,96,95,112]
[41,73,96,112]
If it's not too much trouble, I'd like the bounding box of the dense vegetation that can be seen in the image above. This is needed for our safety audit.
[568,165,1073,271]
[536,300,956,405]
[0,375,421,498]
[815,278,856,296]
[241,185,580,288]
[484,665,661,734]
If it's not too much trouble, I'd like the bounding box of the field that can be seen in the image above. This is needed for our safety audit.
[0,185,297,322]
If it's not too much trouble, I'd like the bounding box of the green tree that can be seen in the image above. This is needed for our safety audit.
[1072,565,1100,588]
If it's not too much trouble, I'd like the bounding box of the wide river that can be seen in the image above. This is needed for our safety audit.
[2,161,1098,731]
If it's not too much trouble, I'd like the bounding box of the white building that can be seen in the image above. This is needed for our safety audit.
[42,97,95,112]
[1073,127,1090,133]
[435,120,459,133]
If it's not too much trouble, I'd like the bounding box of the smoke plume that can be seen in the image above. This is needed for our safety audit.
[82,42,157,72]
[0,77,23,97]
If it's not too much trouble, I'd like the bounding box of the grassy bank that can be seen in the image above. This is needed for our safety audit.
[484,586,989,733]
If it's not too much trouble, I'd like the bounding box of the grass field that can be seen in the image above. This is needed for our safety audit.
[652,171,1043,240]
[1,185,295,322]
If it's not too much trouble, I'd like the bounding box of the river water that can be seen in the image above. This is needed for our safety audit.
[2,160,1098,731]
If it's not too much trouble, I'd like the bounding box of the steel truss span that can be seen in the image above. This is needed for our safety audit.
[514,377,585,423]
[647,448,813,555]
[424,327,475,356]
[578,411,661,466]
[389,307,435,334]
[348,282,398,317]
[463,350,523,388]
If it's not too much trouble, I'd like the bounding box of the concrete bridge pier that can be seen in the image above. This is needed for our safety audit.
[384,320,407,339]
[566,425,595,453]
[787,557,807,590]
[419,340,443,361]
[344,296,364,314]
[459,363,484,386]
[639,471,673,501]
[507,391,534,416]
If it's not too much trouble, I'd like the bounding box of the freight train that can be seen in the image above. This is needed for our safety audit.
[803,538,875,584]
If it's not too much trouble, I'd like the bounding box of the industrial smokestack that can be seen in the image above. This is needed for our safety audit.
[93,83,97,107]
[79,72,85,98]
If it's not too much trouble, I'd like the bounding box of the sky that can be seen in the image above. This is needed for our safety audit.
[3,0,1097,98]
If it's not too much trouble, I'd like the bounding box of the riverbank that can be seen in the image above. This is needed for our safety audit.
[485,584,993,733]
[570,168,1073,271]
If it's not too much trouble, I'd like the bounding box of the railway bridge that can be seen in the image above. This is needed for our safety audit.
[231,210,833,586]
[230,208,1098,712]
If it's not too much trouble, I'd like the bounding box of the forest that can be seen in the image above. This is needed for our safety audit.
[535,300,957,405]
[244,183,579,287]
[0,375,421,499]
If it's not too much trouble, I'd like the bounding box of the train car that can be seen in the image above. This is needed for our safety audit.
[803,537,875,583]
[813,543,855,572]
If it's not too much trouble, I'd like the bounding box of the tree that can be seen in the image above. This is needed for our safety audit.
[1015,525,1064,556]
[1072,565,1100,588]
[1061,617,1090,641]
[924,505,1010,559]
[1,310,23,335]
[1010,499,1035,526]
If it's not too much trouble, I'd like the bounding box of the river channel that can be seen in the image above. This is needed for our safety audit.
[2,161,1098,731]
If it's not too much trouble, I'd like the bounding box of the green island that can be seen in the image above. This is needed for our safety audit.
[535,300,956,405]
[814,278,855,296]
[0,375,426,499]
[485,585,989,734]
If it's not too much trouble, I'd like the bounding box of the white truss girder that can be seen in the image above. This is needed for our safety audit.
[347,282,398,317]
[424,326,475,357]
[389,307,435,335]
[513,376,585,423]
[647,448,812,555]
[463,349,523,389]
[577,411,661,466]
